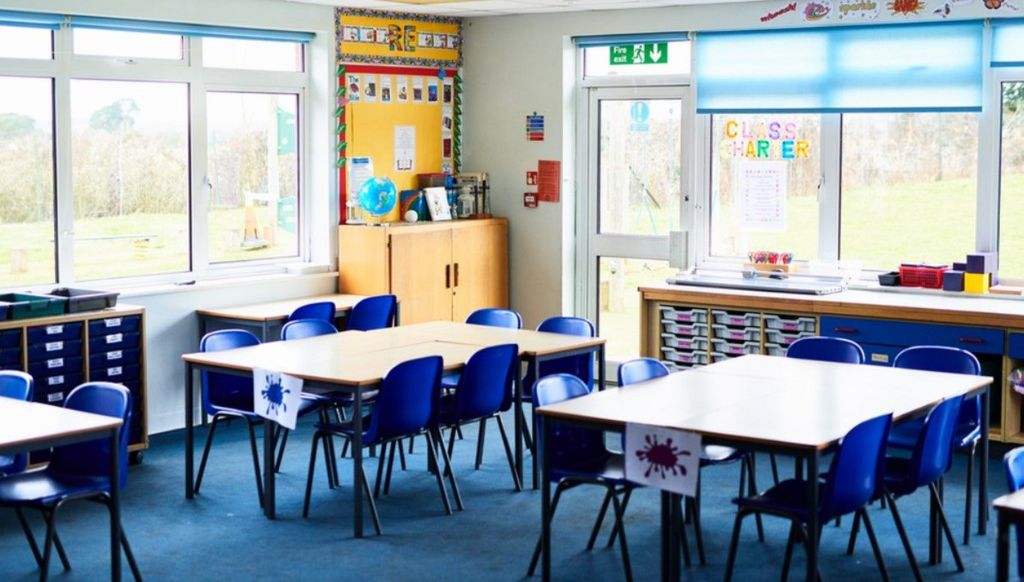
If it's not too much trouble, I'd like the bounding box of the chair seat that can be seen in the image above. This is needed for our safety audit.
[732,477,824,522]
[316,417,376,445]
[701,445,744,466]
[312,389,379,405]
[0,469,110,507]
[551,453,630,485]
[0,455,17,473]
[206,405,262,422]
[887,419,924,449]
[882,456,917,497]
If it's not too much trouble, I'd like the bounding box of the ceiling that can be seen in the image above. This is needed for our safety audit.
[288,0,747,17]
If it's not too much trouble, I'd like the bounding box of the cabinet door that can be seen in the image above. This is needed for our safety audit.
[451,221,509,322]
[390,228,454,324]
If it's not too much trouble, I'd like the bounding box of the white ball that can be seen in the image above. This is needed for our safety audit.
[404,210,419,223]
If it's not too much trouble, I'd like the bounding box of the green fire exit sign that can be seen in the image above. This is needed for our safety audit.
[610,43,668,66]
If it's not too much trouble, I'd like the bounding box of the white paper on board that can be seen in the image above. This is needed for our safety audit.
[624,423,701,497]
[253,368,303,430]
[394,125,416,172]
[348,157,374,200]
[738,160,787,232]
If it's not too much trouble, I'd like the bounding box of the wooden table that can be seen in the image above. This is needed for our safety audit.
[535,355,991,581]
[196,294,368,342]
[0,399,123,580]
[180,322,606,536]
[995,489,1024,581]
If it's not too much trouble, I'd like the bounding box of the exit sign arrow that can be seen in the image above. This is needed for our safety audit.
[610,42,668,66]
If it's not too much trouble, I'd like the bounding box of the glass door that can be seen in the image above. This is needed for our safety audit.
[582,85,688,366]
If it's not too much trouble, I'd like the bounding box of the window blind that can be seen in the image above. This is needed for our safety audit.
[575,32,688,48]
[992,19,1024,67]
[0,10,62,30]
[69,16,314,43]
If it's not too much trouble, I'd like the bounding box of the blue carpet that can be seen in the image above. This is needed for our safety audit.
[0,413,1010,580]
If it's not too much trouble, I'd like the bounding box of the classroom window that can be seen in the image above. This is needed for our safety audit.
[999,81,1024,279]
[709,114,822,261]
[207,92,299,263]
[0,26,52,59]
[840,112,978,270]
[583,40,690,78]
[202,38,303,72]
[0,76,55,288]
[73,29,184,60]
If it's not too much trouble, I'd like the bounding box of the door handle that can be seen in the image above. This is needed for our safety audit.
[445,264,451,289]
[833,326,858,334]
[454,263,459,287]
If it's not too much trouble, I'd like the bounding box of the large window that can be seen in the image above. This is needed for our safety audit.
[0,17,310,289]
[1000,81,1024,279]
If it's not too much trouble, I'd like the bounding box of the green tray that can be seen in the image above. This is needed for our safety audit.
[0,293,66,320]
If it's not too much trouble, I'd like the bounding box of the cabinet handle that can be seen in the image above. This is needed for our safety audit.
[454,263,459,287]
[445,264,451,289]
[959,337,983,345]
[833,326,858,334]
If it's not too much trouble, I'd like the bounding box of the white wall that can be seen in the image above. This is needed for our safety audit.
[461,1,1007,328]
[0,0,339,433]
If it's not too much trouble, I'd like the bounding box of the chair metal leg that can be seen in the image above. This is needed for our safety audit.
[193,415,222,494]
[447,425,458,462]
[435,428,464,511]
[408,435,415,454]
[606,487,634,548]
[723,510,747,582]
[244,419,265,508]
[384,440,397,495]
[373,442,387,499]
[964,443,976,546]
[40,508,57,582]
[15,507,43,566]
[860,508,891,582]
[424,431,453,516]
[274,427,289,473]
[781,521,798,582]
[769,453,780,485]
[744,455,765,542]
[397,440,407,471]
[528,483,566,576]
[475,418,487,470]
[586,489,614,550]
[495,414,522,491]
[847,506,862,555]
[930,482,965,572]
[359,464,383,536]
[692,483,707,565]
[119,529,143,582]
[673,498,692,568]
[303,432,323,518]
[886,493,924,582]
[609,488,634,582]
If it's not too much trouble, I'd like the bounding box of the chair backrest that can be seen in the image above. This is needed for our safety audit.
[281,318,338,341]
[821,413,892,517]
[534,316,596,388]
[1006,447,1024,493]
[786,336,865,364]
[0,371,33,475]
[466,308,522,329]
[455,344,518,420]
[50,382,131,491]
[533,374,607,473]
[287,301,336,324]
[347,294,397,331]
[366,355,442,442]
[200,329,260,414]
[908,396,963,487]
[894,346,981,440]
[618,357,670,386]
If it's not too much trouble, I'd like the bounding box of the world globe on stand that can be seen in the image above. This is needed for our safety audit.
[357,177,397,218]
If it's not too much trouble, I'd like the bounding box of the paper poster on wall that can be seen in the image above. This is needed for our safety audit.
[381,76,393,104]
[364,74,378,102]
[394,125,416,172]
[343,26,359,42]
[537,160,561,202]
[348,156,375,200]
[397,76,409,102]
[412,77,424,103]
[427,78,439,103]
[346,74,361,102]
[442,109,453,133]
[738,161,787,232]
[443,137,452,158]
[443,79,453,104]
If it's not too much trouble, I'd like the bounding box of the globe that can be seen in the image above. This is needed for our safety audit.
[357,177,397,218]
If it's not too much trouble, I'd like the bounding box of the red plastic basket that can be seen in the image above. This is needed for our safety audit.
[899,264,947,289]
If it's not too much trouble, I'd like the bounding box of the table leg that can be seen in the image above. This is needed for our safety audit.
[109,427,121,581]
[264,418,275,519]
[806,451,819,582]
[394,302,401,326]
[997,511,1010,582]
[598,344,606,391]
[669,492,680,581]
[532,354,540,490]
[540,414,551,582]
[981,384,990,536]
[514,359,524,486]
[661,491,671,581]
[353,389,364,538]
[261,321,270,343]
[185,362,194,499]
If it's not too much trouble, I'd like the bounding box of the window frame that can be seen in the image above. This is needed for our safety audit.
[0,22,311,290]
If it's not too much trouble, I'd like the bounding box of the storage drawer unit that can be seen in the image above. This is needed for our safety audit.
[659,306,707,324]
[820,316,1004,356]
[26,322,83,344]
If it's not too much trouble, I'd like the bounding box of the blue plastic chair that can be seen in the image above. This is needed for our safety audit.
[303,356,457,533]
[346,294,397,331]
[0,382,142,581]
[616,357,668,387]
[724,412,893,581]
[436,344,521,492]
[526,374,634,581]
[281,318,337,339]
[195,329,266,508]
[0,371,33,476]
[786,336,865,364]
[1004,447,1024,579]
[848,396,965,580]
[886,345,982,545]
[442,308,522,389]
[286,301,336,325]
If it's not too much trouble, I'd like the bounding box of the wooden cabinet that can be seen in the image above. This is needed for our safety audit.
[338,218,509,324]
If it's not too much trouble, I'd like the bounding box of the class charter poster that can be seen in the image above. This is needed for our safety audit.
[738,161,787,232]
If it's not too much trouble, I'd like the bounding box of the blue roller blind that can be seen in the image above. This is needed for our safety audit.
[696,22,983,113]
[575,32,688,47]
[70,16,314,43]
[993,19,1024,67]
[0,10,62,30]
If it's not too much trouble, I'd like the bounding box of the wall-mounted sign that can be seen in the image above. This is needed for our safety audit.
[610,43,668,66]
[337,8,461,67]
[719,119,811,160]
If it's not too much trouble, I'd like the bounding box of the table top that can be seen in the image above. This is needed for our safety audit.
[994,489,1024,515]
[195,294,366,322]
[538,355,991,451]
[0,398,121,455]
[384,321,606,356]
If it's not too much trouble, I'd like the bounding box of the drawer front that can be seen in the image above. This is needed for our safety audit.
[27,339,83,361]
[0,329,21,348]
[0,347,21,366]
[32,372,85,405]
[26,322,83,344]
[88,331,140,354]
[91,363,141,384]
[1009,333,1024,359]
[89,347,141,370]
[820,316,1004,355]
[88,315,141,337]
[28,355,83,378]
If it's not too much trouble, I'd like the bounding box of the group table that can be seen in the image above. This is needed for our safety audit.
[181,320,605,537]
[0,398,124,580]
[195,294,369,342]
[536,354,992,581]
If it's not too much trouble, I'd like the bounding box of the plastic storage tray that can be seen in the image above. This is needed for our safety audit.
[712,324,759,341]
[659,306,707,324]
[661,321,709,337]
[764,329,812,346]
[764,315,816,333]
[711,310,761,327]
[661,333,708,351]
[710,339,761,356]
[0,293,65,320]
[40,288,119,313]
[660,347,708,366]
[765,343,787,356]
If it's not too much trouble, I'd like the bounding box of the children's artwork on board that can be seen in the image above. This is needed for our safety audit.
[761,2,798,21]
[887,0,926,14]
[413,77,424,103]
[443,81,453,104]
[375,27,389,44]
[364,75,378,103]
[425,187,451,221]
[838,0,880,18]
[381,76,393,104]
[802,0,832,20]
[347,74,361,102]
[360,27,375,42]
[419,31,434,47]
[983,0,1018,9]
[344,26,360,42]
[400,189,428,222]
[427,79,439,103]
[397,76,409,102]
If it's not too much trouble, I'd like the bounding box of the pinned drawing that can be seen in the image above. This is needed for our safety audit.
[802,0,832,20]
[887,0,926,15]
[838,0,880,18]
[625,423,701,496]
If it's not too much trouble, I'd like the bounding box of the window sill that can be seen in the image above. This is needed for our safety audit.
[118,269,338,300]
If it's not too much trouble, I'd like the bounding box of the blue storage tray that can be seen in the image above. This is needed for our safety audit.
[32,372,85,405]
[88,315,140,336]
[89,347,140,370]
[28,355,83,378]
[27,321,83,344]
[0,347,20,367]
[91,363,140,384]
[27,339,82,361]
[1009,333,1024,360]
[0,329,20,347]
[88,331,140,353]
